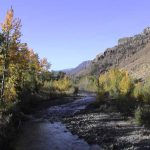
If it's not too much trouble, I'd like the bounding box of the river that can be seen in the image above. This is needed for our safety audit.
[13,96,101,150]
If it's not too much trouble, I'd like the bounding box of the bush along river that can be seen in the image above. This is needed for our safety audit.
[13,96,101,150]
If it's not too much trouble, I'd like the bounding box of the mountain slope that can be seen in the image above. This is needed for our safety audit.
[68,27,150,79]
[63,61,91,75]
[120,42,150,79]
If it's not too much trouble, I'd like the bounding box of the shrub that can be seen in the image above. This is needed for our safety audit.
[43,81,55,91]
[142,78,150,103]
[73,86,79,96]
[133,82,143,101]
[96,91,106,103]
[53,77,72,92]
[133,78,150,103]
[97,68,138,114]
[115,96,137,115]
[99,68,134,98]
[76,76,98,92]
[135,105,150,126]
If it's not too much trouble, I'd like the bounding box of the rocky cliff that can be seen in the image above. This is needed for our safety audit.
[70,27,150,79]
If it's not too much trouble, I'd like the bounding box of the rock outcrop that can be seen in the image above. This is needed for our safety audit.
[69,27,150,79]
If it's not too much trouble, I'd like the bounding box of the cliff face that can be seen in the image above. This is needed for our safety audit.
[120,42,150,79]
[72,27,150,79]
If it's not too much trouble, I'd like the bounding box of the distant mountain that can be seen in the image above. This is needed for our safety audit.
[63,61,91,76]
[65,27,150,79]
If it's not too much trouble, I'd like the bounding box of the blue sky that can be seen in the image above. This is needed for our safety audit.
[1,0,150,70]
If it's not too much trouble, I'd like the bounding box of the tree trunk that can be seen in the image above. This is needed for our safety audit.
[0,52,6,104]
[0,32,9,104]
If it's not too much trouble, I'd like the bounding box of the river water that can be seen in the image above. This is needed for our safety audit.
[14,97,101,150]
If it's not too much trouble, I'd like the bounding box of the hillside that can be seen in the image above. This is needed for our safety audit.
[63,60,91,75]
[67,27,150,79]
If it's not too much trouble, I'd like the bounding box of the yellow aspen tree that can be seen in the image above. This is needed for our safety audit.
[0,7,22,103]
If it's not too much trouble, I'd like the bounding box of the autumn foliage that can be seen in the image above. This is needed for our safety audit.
[99,68,133,98]
[0,8,50,105]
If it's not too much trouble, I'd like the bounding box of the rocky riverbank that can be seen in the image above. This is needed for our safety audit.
[63,108,150,149]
